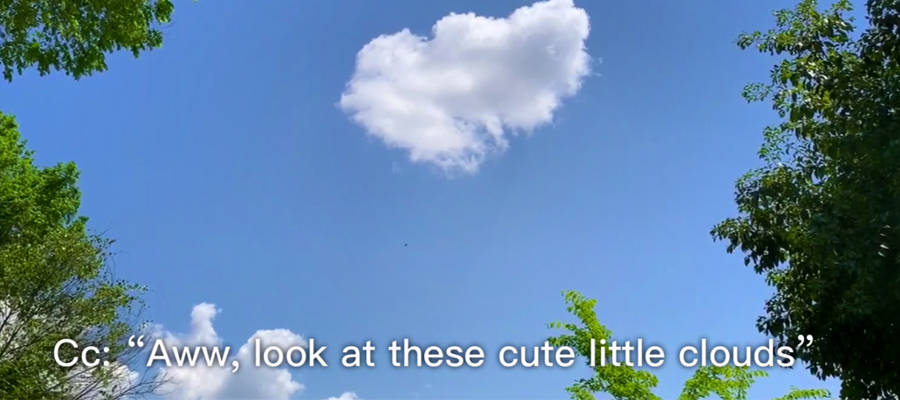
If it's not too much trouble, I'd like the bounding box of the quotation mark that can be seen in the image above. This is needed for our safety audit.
[128,335,146,348]
[797,334,814,348]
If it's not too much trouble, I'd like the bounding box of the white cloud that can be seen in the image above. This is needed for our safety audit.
[155,304,305,400]
[323,393,361,400]
[339,0,591,173]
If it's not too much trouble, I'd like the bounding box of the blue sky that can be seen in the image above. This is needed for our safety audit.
[1,0,852,398]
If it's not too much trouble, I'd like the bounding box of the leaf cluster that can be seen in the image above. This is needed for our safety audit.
[713,1,900,397]
[0,113,152,399]
[550,291,830,400]
[0,0,174,81]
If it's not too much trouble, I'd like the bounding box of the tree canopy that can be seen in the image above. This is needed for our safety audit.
[712,0,900,398]
[0,0,174,81]
[0,113,155,399]
[549,290,830,400]
[0,1,179,396]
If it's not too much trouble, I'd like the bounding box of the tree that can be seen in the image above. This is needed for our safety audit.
[549,290,830,400]
[0,113,159,398]
[0,1,180,396]
[712,0,900,398]
[0,0,174,81]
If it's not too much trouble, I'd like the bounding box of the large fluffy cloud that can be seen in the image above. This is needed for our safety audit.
[339,0,591,173]
[154,303,304,400]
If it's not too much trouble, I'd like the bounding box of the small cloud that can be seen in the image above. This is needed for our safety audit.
[154,304,305,400]
[323,392,362,400]
[340,0,591,173]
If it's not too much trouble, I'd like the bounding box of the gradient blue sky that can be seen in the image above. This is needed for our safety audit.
[1,0,853,398]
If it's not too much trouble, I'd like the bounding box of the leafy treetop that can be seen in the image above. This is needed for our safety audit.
[713,0,900,397]
[549,290,830,400]
[0,0,174,81]
[0,112,151,399]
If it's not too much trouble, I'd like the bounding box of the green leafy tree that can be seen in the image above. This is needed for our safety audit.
[0,1,180,397]
[0,0,174,81]
[712,0,900,398]
[0,113,158,399]
[550,290,830,400]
